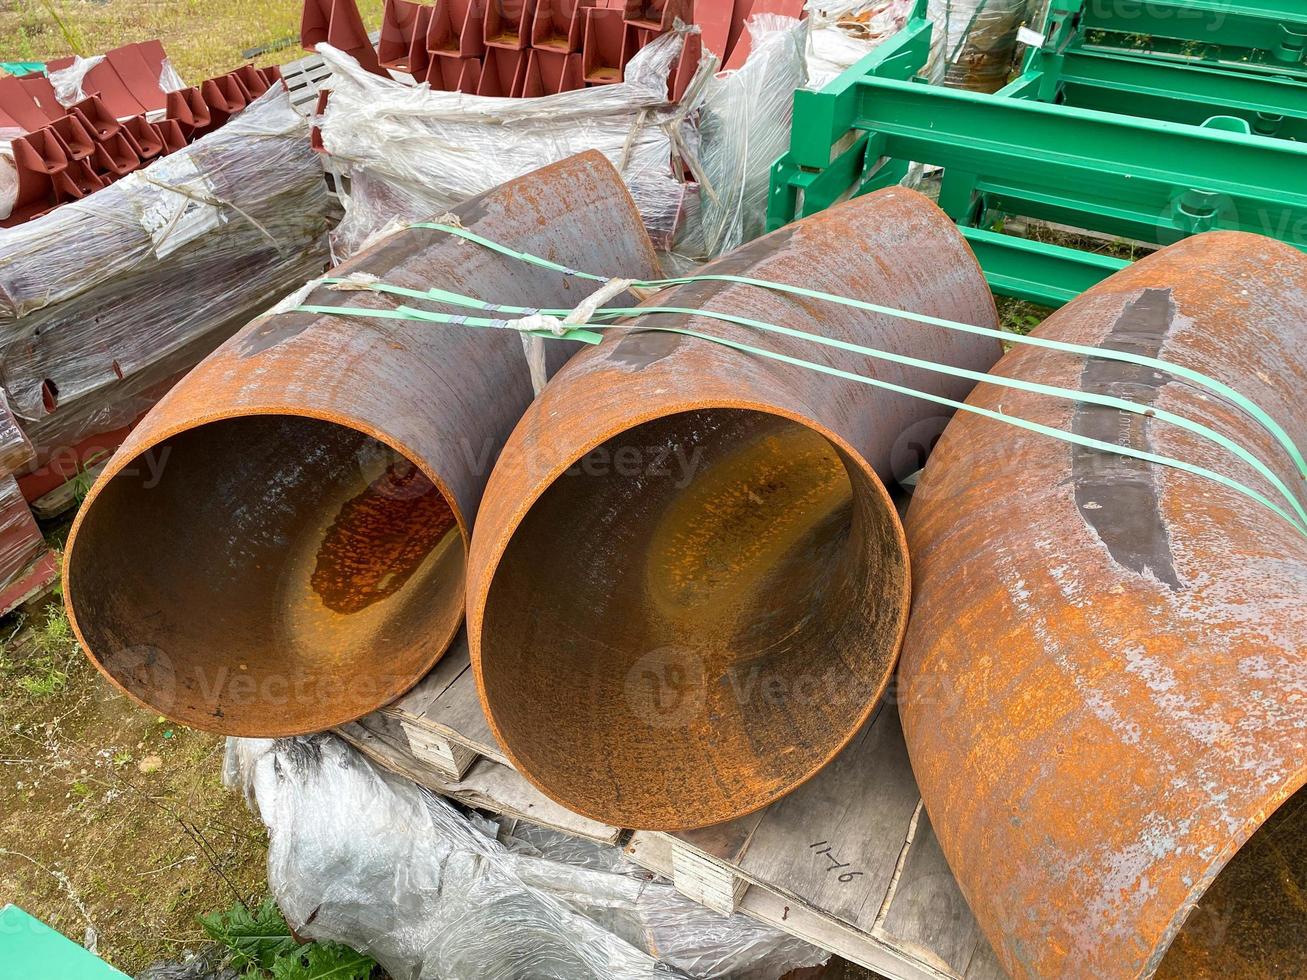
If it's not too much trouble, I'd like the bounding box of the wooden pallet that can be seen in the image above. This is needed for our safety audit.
[337,635,1008,980]
[279,47,337,117]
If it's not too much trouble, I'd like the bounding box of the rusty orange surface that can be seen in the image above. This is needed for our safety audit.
[899,232,1307,979]
[63,151,659,736]
[467,187,1001,830]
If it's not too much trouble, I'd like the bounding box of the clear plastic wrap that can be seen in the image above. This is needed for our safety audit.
[48,55,108,106]
[0,473,49,592]
[928,0,1030,92]
[316,33,708,257]
[0,87,331,488]
[804,0,927,89]
[225,734,829,980]
[667,15,808,271]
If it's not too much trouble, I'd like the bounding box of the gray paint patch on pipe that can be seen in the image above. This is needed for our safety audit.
[1071,288,1184,590]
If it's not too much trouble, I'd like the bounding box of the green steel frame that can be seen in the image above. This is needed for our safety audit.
[769,0,1307,307]
[1047,0,1307,78]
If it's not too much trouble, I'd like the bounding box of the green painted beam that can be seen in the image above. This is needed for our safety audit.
[1054,48,1307,138]
[1076,0,1307,60]
[844,77,1307,241]
[960,227,1129,307]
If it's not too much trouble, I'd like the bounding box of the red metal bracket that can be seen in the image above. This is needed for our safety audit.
[91,129,141,179]
[426,55,483,93]
[581,5,631,84]
[623,0,691,31]
[379,0,425,69]
[428,0,486,58]
[478,47,527,95]
[522,47,583,95]
[71,96,122,141]
[165,87,211,138]
[531,0,592,52]
[302,0,386,73]
[485,0,537,49]
[49,114,95,160]
[121,115,165,160]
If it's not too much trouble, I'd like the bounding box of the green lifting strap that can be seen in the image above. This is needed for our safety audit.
[408,221,1307,485]
[314,275,1307,535]
[292,291,1307,538]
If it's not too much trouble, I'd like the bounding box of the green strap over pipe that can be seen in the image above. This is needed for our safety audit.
[292,290,1307,538]
[410,220,1307,485]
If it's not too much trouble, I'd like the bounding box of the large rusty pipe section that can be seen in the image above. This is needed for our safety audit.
[63,152,659,736]
[899,232,1307,978]
[467,187,1002,830]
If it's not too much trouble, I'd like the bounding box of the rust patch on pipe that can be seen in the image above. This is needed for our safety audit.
[311,461,457,614]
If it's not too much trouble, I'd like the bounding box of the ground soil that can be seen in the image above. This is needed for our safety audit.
[0,568,268,975]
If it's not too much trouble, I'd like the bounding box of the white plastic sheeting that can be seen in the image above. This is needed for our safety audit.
[668,15,809,269]
[225,734,829,980]
[804,0,943,89]
[0,87,330,477]
[317,32,709,258]
[928,0,1030,92]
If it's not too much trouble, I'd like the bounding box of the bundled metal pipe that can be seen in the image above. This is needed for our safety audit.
[899,232,1307,978]
[467,187,1001,830]
[63,151,660,736]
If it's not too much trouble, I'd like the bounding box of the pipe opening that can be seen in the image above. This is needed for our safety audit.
[1157,786,1307,978]
[66,414,465,734]
[480,407,908,828]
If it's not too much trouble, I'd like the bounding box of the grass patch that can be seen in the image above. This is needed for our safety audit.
[0,562,269,973]
[0,0,385,81]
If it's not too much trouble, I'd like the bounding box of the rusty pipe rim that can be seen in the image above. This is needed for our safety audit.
[470,397,910,831]
[65,404,469,737]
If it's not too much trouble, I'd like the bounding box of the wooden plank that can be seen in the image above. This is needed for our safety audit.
[336,720,622,844]
[740,886,952,980]
[676,808,765,864]
[380,632,508,765]
[625,830,675,879]
[734,705,923,936]
[876,811,1006,980]
[29,461,105,520]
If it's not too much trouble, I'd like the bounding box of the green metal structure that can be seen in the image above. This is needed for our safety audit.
[769,0,1307,307]
[0,905,128,979]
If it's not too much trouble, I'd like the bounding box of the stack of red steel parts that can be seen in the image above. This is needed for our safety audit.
[304,0,804,102]
[0,41,284,227]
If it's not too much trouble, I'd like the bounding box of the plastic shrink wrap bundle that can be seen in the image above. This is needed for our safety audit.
[0,473,55,611]
[927,0,1030,92]
[316,32,708,260]
[316,18,821,274]
[667,15,808,269]
[225,735,830,980]
[0,86,331,503]
[804,0,945,89]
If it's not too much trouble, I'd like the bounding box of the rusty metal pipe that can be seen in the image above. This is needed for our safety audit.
[63,152,660,736]
[467,187,1001,830]
[899,232,1307,979]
